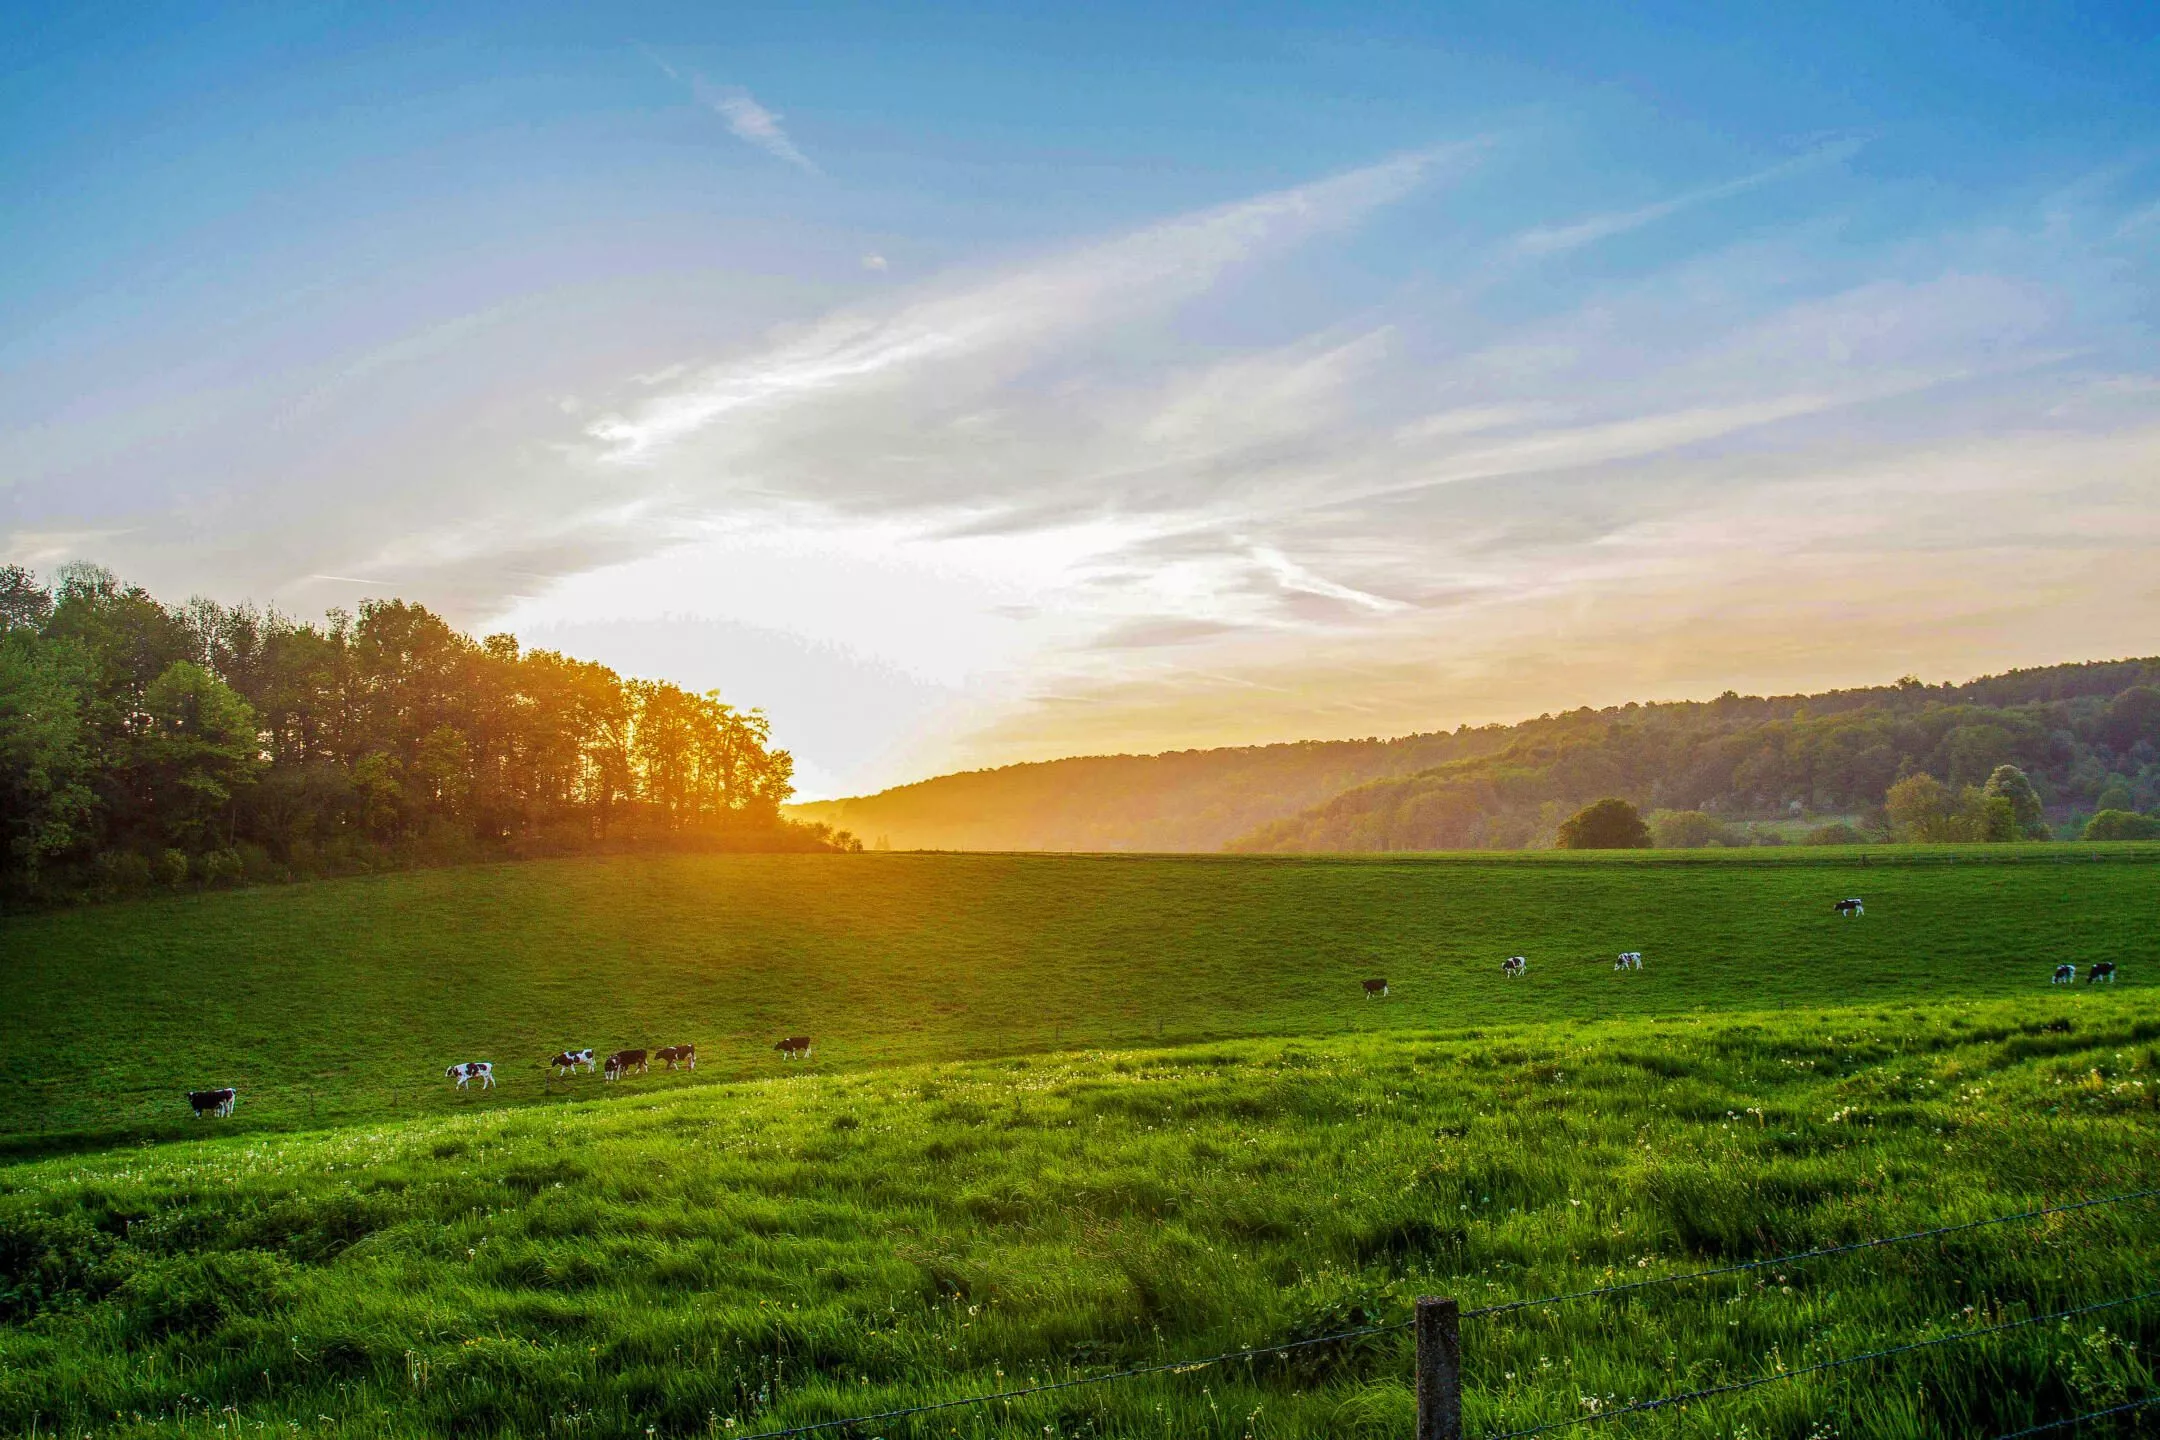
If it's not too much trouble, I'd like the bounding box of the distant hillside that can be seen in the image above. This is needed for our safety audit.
[1232,658,2160,852]
[786,730,1518,851]
[793,658,2160,852]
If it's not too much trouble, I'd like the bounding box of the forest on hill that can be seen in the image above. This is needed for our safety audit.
[1233,660,2160,852]
[0,564,849,906]
[795,658,2160,853]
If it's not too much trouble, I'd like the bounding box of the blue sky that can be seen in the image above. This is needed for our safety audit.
[5,2,2158,795]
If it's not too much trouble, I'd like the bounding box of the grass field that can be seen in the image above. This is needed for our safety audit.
[2,846,2154,1146]
[3,848,2158,1438]
[3,999,2157,1438]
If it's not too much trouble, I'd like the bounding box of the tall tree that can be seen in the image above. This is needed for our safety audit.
[133,662,263,847]
[1982,764,2048,839]
[0,629,92,873]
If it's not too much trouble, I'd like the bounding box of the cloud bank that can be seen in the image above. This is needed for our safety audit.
[8,135,2158,795]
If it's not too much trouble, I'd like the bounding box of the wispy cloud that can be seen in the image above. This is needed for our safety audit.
[695,81,819,173]
[1250,545,1408,612]
[1,528,134,567]
[585,149,1462,461]
[1516,137,1866,255]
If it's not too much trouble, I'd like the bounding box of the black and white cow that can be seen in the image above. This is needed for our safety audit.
[1833,898,1865,918]
[655,1044,697,1071]
[1502,955,1527,978]
[2088,962,2118,984]
[2052,964,2076,985]
[1614,951,1643,971]
[1362,978,1390,999]
[550,1048,595,1076]
[446,1061,494,1090]
[187,1087,236,1118]
[604,1049,648,1081]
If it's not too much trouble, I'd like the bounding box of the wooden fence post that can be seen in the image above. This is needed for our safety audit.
[1415,1296,1461,1440]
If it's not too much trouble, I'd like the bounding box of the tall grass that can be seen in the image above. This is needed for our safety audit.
[3,995,2156,1438]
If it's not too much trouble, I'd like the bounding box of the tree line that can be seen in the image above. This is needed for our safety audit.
[0,564,857,905]
[1232,662,2160,852]
[1549,761,2106,850]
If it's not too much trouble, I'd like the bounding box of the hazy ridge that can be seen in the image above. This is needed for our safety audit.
[791,657,2160,852]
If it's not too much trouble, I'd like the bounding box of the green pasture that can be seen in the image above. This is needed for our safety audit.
[2,997,2157,1438]
[2,847,2154,1146]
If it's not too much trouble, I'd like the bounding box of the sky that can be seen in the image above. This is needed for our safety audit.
[4,3,2159,798]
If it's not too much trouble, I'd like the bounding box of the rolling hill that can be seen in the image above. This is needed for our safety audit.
[791,658,2160,852]
[4,844,2155,1147]
[785,730,1511,851]
[2,847,2157,1437]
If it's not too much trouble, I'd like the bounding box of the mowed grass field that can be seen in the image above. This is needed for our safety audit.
[2,1000,2157,1438]
[1,847,2154,1145]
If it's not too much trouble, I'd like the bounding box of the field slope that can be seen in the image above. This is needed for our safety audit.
[4,851,2159,1437]
[2,1001,2157,1438]
[1,848,2154,1145]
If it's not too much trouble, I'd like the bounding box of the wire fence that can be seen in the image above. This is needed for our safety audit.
[1990,1394,2160,1438]
[1460,1185,2160,1321]
[1484,1289,2160,1440]
[736,1320,1410,1439]
[729,1184,2160,1439]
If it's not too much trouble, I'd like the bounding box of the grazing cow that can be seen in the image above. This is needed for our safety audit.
[1502,955,1527,978]
[604,1049,648,1081]
[1834,898,1865,918]
[655,1043,697,1071]
[2088,962,2118,984]
[2052,964,2076,985]
[446,1061,494,1090]
[775,1036,812,1060]
[1362,978,1389,999]
[186,1087,236,1118]
[1614,952,1643,971]
[550,1048,596,1076]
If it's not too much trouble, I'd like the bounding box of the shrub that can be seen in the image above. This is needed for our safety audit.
[235,842,283,884]
[1979,794,2021,843]
[1885,773,1991,842]
[157,849,191,888]
[1649,810,1734,848]
[2083,809,2160,841]
[1806,822,1868,845]
[198,849,244,888]
[93,850,153,895]
[1555,798,1651,850]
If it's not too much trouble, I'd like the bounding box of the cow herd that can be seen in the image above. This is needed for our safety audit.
[187,1034,809,1119]
[1353,896,2128,999]
[495,1039,712,1086]
[181,886,2131,1120]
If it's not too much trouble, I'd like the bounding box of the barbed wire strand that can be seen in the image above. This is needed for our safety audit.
[733,1319,1409,1439]
[1482,1287,2160,1440]
[731,1188,2155,1439]
[1990,1394,2160,1438]
[1464,1186,2160,1321]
